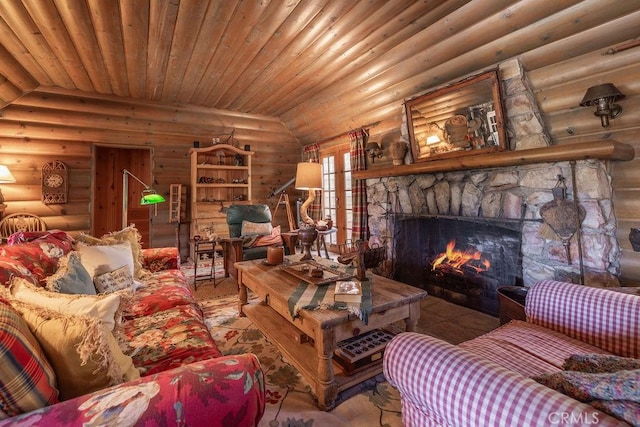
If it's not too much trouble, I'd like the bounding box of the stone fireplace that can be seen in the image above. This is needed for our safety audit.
[367,159,621,312]
[362,60,624,313]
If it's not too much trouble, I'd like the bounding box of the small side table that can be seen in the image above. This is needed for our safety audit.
[316,227,336,259]
[193,239,223,289]
[497,286,528,325]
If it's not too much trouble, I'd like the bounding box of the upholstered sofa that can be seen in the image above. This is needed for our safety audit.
[0,229,265,426]
[384,280,640,426]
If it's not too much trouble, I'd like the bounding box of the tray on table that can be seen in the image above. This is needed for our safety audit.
[279,260,354,286]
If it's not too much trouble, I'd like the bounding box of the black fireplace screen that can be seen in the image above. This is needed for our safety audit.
[393,216,522,316]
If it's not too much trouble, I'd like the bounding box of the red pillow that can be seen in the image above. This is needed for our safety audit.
[251,225,282,247]
[0,298,59,418]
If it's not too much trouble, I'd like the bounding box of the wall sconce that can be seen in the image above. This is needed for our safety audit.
[579,83,625,127]
[0,165,16,204]
[365,141,383,163]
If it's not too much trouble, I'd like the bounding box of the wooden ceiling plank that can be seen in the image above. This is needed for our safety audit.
[161,0,211,103]
[283,0,631,143]
[0,18,51,87]
[176,1,237,104]
[206,0,302,107]
[241,0,443,113]
[145,0,179,100]
[217,0,328,108]
[0,76,21,100]
[254,0,434,115]
[85,0,129,96]
[193,0,271,106]
[119,0,149,98]
[22,0,95,92]
[240,0,389,113]
[0,43,38,92]
[0,1,74,88]
[53,0,112,94]
[226,0,358,112]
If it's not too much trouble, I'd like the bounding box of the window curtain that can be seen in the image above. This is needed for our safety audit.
[302,144,322,223]
[349,129,369,242]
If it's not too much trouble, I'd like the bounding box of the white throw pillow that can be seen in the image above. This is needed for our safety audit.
[77,242,135,279]
[10,277,124,331]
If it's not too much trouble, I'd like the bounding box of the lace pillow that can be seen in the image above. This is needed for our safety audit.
[93,265,134,294]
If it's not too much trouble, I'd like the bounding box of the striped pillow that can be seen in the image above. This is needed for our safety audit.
[0,298,58,419]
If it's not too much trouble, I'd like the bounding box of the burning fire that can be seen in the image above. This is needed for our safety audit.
[431,240,491,274]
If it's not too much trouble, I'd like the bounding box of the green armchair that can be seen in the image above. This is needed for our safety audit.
[221,204,296,279]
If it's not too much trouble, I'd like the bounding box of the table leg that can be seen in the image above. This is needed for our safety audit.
[315,327,337,410]
[404,300,421,332]
[237,269,247,317]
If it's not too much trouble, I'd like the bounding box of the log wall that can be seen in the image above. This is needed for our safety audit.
[0,88,301,258]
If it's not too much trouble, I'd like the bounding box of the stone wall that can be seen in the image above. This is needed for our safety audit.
[369,60,622,287]
[367,159,620,286]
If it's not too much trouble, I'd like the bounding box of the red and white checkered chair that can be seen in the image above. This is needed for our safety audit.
[384,280,640,426]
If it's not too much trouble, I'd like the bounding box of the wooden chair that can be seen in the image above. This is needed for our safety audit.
[0,213,47,238]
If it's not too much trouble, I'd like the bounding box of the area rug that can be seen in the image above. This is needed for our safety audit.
[198,295,403,427]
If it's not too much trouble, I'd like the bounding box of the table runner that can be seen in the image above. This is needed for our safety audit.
[287,277,372,325]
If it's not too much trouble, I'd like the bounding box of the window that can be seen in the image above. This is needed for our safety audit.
[320,146,352,249]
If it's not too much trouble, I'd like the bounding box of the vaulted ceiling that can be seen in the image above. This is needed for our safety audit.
[0,0,638,145]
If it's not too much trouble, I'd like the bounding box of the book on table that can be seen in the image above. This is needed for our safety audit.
[334,280,362,303]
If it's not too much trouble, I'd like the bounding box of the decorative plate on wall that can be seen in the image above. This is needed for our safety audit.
[42,160,68,204]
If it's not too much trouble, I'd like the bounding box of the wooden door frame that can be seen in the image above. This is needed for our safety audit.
[91,145,154,246]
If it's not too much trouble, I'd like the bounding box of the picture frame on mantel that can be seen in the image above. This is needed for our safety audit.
[405,69,507,163]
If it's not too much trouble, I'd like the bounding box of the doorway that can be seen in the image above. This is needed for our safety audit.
[93,146,153,247]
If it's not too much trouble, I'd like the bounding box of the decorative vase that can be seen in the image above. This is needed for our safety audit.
[390,141,408,165]
[297,225,318,261]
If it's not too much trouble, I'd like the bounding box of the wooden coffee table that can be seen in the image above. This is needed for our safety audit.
[235,257,428,410]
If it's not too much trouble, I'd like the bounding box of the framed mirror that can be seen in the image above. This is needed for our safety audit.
[405,69,507,163]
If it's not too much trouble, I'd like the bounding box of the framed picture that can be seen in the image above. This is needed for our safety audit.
[405,69,507,163]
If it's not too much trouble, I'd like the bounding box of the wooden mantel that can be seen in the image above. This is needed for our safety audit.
[353,141,635,180]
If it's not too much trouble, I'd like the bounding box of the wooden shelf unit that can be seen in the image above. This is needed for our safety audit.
[189,144,254,258]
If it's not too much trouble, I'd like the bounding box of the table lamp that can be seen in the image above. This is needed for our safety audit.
[295,161,322,260]
[0,165,16,204]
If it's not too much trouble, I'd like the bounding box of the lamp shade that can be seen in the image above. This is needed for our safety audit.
[580,83,625,106]
[140,189,166,205]
[0,165,16,183]
[295,162,322,190]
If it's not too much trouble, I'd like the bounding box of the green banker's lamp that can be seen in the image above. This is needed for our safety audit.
[122,169,166,229]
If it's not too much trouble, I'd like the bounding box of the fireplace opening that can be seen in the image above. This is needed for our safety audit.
[393,216,523,316]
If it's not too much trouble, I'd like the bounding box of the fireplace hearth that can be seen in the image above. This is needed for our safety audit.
[393,216,523,316]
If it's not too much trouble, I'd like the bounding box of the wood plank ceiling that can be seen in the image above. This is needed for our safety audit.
[0,0,639,145]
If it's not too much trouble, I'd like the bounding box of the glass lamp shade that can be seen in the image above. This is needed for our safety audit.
[0,165,16,183]
[140,189,166,205]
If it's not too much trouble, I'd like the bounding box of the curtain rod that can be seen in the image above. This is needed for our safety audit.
[316,121,381,145]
